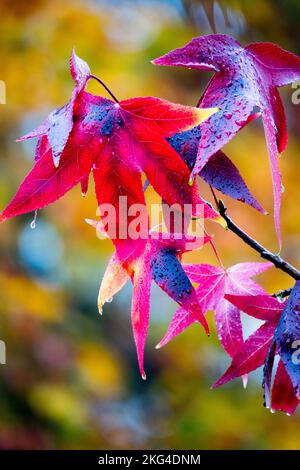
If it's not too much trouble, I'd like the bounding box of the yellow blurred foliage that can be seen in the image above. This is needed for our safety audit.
[77,342,124,398]
[0,273,63,321]
[29,383,87,428]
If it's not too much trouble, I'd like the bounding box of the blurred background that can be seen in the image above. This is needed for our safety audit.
[0,0,300,450]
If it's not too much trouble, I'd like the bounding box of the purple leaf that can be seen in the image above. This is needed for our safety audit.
[153,34,300,245]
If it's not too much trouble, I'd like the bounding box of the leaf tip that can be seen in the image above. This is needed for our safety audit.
[211,381,219,390]
[85,218,97,228]
[217,215,227,229]
[53,157,60,168]
[98,304,103,315]
[203,320,210,336]
[151,58,161,66]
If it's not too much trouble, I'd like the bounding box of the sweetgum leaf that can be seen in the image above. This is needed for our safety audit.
[93,231,211,378]
[18,49,90,167]
[2,66,219,225]
[158,262,272,356]
[153,34,300,244]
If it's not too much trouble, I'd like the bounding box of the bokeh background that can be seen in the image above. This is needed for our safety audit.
[0,0,300,450]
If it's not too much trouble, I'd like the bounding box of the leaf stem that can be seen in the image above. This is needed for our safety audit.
[89,74,119,103]
[217,200,300,281]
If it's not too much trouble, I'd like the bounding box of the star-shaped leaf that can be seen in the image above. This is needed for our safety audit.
[213,292,300,415]
[153,34,300,243]
[96,231,211,379]
[1,53,219,225]
[157,262,272,359]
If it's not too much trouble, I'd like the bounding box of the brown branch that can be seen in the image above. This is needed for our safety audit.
[217,200,300,281]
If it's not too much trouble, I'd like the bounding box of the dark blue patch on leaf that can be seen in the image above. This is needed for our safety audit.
[150,248,192,303]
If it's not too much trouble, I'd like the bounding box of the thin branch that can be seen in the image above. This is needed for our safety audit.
[89,74,119,103]
[209,185,219,208]
[272,287,292,299]
[217,200,300,281]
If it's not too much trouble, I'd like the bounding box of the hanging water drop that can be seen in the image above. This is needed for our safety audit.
[30,210,38,229]
[106,297,113,303]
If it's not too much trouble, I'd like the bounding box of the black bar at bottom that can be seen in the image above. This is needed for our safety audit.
[0,450,299,466]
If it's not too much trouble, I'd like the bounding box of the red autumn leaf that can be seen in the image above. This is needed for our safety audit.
[95,230,211,379]
[213,317,279,388]
[157,262,272,359]
[224,293,284,321]
[214,291,300,415]
[0,51,219,226]
[271,360,299,416]
[153,34,300,244]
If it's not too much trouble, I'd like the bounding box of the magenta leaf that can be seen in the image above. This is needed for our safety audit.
[2,81,218,224]
[131,246,152,380]
[224,294,284,321]
[213,318,279,388]
[94,232,211,378]
[153,34,300,244]
[18,50,90,167]
[158,262,272,356]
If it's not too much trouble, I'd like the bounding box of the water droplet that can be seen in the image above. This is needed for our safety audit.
[30,210,38,229]
[106,297,113,303]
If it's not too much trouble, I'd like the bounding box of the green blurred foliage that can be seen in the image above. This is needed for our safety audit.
[0,0,300,450]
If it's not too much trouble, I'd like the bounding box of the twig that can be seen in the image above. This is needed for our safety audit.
[217,200,300,281]
[89,74,119,103]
